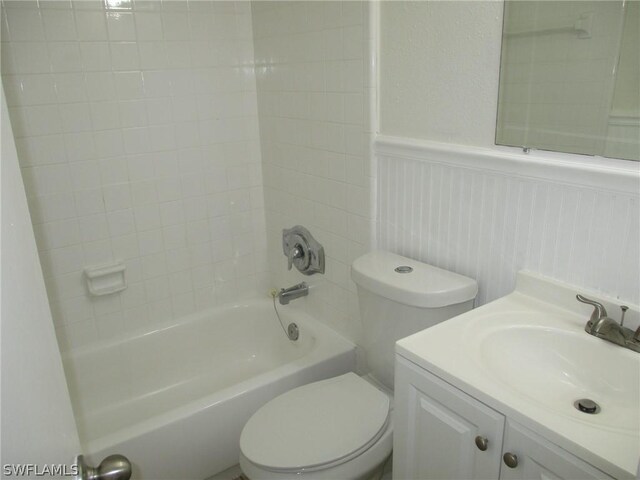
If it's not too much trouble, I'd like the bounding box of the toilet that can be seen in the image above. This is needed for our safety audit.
[239,251,478,479]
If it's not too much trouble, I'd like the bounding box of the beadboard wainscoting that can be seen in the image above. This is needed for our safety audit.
[375,136,640,307]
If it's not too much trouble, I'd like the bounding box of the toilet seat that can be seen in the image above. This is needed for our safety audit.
[240,373,390,473]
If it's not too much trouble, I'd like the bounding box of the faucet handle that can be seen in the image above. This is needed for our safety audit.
[287,244,303,270]
[576,294,608,324]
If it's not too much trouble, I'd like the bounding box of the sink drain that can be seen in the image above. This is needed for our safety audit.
[574,399,600,414]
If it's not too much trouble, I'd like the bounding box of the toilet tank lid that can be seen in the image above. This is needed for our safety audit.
[351,251,478,308]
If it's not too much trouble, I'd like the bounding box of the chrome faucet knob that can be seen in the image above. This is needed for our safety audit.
[287,245,303,270]
[576,294,608,325]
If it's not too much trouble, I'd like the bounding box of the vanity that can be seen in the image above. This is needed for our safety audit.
[393,272,640,479]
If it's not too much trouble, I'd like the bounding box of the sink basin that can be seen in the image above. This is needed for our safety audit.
[470,314,640,432]
[396,272,640,478]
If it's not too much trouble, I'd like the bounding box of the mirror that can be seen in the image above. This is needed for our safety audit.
[496,1,639,161]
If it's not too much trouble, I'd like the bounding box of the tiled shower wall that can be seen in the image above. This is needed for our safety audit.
[1,0,267,351]
[252,1,374,347]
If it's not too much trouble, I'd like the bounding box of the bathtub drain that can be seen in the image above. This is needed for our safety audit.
[270,290,299,341]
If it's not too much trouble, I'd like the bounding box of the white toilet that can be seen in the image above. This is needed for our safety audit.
[239,251,478,479]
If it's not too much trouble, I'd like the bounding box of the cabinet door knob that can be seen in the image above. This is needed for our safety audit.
[474,435,489,451]
[503,452,518,468]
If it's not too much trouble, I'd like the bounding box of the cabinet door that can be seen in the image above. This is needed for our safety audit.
[394,357,505,480]
[499,420,614,480]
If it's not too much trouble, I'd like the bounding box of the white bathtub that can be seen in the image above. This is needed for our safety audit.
[63,299,356,479]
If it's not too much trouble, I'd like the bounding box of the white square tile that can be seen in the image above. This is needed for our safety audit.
[119,100,148,128]
[145,98,172,125]
[9,42,50,74]
[126,152,153,181]
[164,41,192,68]
[134,204,161,231]
[165,247,190,273]
[141,70,172,97]
[103,183,132,211]
[84,72,117,101]
[23,163,72,196]
[34,218,81,250]
[70,160,102,190]
[122,128,150,154]
[54,73,87,103]
[25,104,63,136]
[13,74,58,105]
[107,208,136,236]
[134,11,163,40]
[106,11,135,40]
[79,43,112,71]
[148,124,176,152]
[130,180,158,206]
[121,282,147,309]
[42,244,85,277]
[78,213,110,242]
[28,192,77,224]
[156,177,182,202]
[110,42,140,71]
[75,188,106,216]
[137,228,164,255]
[111,233,140,259]
[49,42,83,73]
[5,8,45,41]
[137,41,168,69]
[16,135,68,166]
[41,8,77,41]
[114,71,144,100]
[163,224,187,250]
[140,252,167,279]
[59,102,92,133]
[160,200,184,226]
[82,238,113,267]
[99,156,128,184]
[75,10,108,40]
[90,101,121,131]
[162,12,189,41]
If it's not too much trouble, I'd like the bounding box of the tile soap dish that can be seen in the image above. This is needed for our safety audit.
[84,261,126,296]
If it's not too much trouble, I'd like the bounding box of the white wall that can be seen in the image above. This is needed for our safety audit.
[1,87,80,470]
[252,1,375,350]
[376,138,640,306]
[1,0,267,351]
[377,2,640,307]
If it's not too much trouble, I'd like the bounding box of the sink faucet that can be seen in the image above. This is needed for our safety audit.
[576,295,639,353]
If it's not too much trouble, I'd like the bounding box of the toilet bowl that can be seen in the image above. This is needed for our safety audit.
[239,251,478,479]
[240,373,393,480]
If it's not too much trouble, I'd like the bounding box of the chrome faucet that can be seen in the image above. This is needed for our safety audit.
[576,294,639,353]
[278,282,309,305]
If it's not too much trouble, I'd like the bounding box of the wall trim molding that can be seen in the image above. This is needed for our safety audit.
[375,135,640,195]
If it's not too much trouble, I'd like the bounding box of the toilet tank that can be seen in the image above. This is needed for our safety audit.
[351,251,478,389]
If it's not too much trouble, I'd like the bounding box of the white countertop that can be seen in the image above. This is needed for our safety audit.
[396,271,640,479]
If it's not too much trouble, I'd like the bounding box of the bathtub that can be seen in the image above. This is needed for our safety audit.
[62,299,356,479]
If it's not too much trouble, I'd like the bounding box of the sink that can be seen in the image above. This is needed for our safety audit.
[469,313,640,432]
[395,271,640,478]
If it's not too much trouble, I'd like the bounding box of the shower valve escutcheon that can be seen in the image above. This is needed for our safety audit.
[282,226,325,275]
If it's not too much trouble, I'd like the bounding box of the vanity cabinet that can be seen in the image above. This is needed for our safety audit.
[500,420,613,480]
[393,357,614,480]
